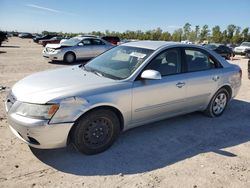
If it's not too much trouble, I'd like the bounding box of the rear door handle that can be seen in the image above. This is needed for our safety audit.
[176,82,185,88]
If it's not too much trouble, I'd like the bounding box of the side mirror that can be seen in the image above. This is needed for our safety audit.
[141,70,162,80]
[78,43,84,46]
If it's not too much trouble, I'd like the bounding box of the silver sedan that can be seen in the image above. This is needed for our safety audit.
[6,41,241,154]
[42,36,114,63]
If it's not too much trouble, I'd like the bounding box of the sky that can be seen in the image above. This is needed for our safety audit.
[0,0,249,34]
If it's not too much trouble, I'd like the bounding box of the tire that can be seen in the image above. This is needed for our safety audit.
[204,88,229,117]
[71,109,120,155]
[64,52,76,63]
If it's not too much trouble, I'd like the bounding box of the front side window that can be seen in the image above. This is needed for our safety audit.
[185,49,217,72]
[84,46,153,80]
[82,39,92,45]
[145,48,181,76]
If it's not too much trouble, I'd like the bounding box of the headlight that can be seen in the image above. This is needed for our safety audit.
[16,103,59,120]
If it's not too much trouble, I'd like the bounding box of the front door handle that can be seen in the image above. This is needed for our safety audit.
[176,82,185,88]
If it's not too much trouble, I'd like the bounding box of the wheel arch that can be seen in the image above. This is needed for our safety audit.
[67,105,124,145]
[219,85,232,99]
[63,51,76,61]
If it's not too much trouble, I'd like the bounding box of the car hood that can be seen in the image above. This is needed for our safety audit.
[45,43,62,48]
[11,66,118,104]
[45,43,72,49]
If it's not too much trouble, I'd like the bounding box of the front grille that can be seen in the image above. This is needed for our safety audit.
[6,91,16,111]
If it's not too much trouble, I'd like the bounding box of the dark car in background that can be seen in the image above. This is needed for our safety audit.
[245,49,250,59]
[204,43,234,60]
[33,34,57,43]
[0,31,8,46]
[18,33,33,38]
[101,36,120,45]
[38,36,63,47]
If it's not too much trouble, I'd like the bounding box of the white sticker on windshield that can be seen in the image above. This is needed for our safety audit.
[129,52,146,59]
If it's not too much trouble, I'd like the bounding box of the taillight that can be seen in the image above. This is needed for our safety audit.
[239,69,242,78]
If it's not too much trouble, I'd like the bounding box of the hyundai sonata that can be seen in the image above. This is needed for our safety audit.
[6,41,241,154]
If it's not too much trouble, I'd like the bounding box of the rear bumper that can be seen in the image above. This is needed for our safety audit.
[8,113,74,149]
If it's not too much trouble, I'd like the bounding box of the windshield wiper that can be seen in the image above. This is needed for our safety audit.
[81,65,103,77]
[79,65,120,80]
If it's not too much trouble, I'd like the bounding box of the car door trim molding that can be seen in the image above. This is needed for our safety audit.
[134,93,210,113]
[135,98,186,112]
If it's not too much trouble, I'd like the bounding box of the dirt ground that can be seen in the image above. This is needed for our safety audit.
[0,37,250,188]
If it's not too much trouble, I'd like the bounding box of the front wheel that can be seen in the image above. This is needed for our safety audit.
[64,52,76,63]
[204,88,229,117]
[71,109,120,155]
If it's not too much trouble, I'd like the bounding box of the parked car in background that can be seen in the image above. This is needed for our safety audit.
[33,34,57,43]
[6,41,242,154]
[181,40,192,44]
[0,31,8,46]
[101,36,120,45]
[117,39,139,45]
[39,36,63,47]
[245,49,250,59]
[204,43,234,60]
[43,36,114,63]
[234,42,250,55]
[18,33,33,38]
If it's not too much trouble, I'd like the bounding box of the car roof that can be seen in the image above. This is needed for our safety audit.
[74,36,101,40]
[121,40,180,50]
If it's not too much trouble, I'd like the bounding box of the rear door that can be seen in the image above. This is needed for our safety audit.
[182,48,223,110]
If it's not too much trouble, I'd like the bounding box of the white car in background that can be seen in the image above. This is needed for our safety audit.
[43,37,114,63]
[181,40,192,44]
[234,42,250,55]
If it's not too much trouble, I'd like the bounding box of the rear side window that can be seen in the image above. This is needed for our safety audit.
[184,49,217,72]
[91,39,105,45]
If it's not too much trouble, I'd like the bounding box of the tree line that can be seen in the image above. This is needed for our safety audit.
[42,23,250,44]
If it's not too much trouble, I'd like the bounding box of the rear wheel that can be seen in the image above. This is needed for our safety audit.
[72,109,120,155]
[204,88,229,117]
[64,52,76,63]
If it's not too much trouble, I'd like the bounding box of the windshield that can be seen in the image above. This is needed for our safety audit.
[84,46,154,80]
[241,42,250,47]
[61,37,81,46]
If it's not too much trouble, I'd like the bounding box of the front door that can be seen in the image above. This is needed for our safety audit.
[76,39,94,59]
[132,48,189,123]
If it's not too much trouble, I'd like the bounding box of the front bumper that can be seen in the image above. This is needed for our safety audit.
[7,113,74,149]
[42,49,64,61]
